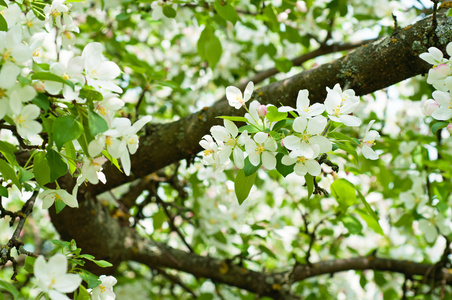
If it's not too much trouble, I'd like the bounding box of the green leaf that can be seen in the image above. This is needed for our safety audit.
[275,57,293,73]
[88,110,108,136]
[79,270,102,289]
[275,153,293,177]
[266,106,287,122]
[162,5,176,18]
[448,8,452,17]
[65,141,77,175]
[214,0,238,24]
[32,93,50,112]
[0,186,8,197]
[258,244,277,259]
[0,141,18,166]
[0,280,19,300]
[341,215,363,235]
[432,121,448,133]
[334,142,359,161]
[235,169,257,205]
[0,0,8,6]
[153,209,166,230]
[46,149,68,182]
[356,189,379,221]
[217,116,248,123]
[24,256,36,273]
[197,26,222,69]
[243,156,261,176]
[305,174,314,199]
[0,13,7,32]
[53,116,84,150]
[102,150,122,171]
[331,179,356,210]
[238,124,260,133]
[0,159,20,189]
[79,87,103,102]
[328,131,359,144]
[76,285,91,300]
[30,0,46,20]
[33,152,51,186]
[92,259,113,268]
[31,72,75,90]
[355,209,384,236]
[19,167,34,183]
[272,119,293,131]
[55,197,66,214]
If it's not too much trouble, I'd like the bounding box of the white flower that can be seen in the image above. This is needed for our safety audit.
[91,275,117,300]
[226,81,253,109]
[95,94,125,125]
[81,157,108,185]
[426,64,452,91]
[34,253,82,300]
[430,90,452,121]
[361,120,380,160]
[40,189,78,209]
[10,102,42,140]
[0,26,33,65]
[420,98,439,117]
[45,56,85,101]
[245,100,274,129]
[279,89,325,118]
[210,120,245,169]
[281,155,321,176]
[282,116,331,158]
[324,84,361,126]
[419,46,449,66]
[244,132,277,170]
[82,43,122,93]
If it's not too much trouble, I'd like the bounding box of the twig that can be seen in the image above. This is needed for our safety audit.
[155,267,198,298]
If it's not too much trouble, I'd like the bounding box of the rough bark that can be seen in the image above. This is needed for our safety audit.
[85,12,452,196]
[48,12,452,297]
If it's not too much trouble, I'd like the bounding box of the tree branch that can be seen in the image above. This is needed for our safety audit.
[81,12,452,197]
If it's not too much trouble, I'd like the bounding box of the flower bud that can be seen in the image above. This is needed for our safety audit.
[257,105,267,117]
[33,81,46,92]
[447,123,452,134]
[420,98,439,116]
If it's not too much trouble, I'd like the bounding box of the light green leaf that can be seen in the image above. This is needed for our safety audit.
[0,280,19,300]
[356,189,379,221]
[266,106,287,122]
[76,285,91,300]
[79,270,102,289]
[0,141,18,166]
[341,215,363,235]
[31,72,75,90]
[53,116,84,150]
[238,124,260,133]
[235,169,257,205]
[153,209,166,230]
[46,149,68,182]
[65,141,77,175]
[33,152,50,186]
[92,259,113,268]
[24,256,36,273]
[275,57,292,73]
[328,131,359,144]
[30,0,46,20]
[217,116,248,122]
[0,0,8,7]
[214,0,238,24]
[355,209,384,236]
[55,197,66,214]
[0,159,20,189]
[88,110,109,136]
[331,178,356,210]
[197,26,222,69]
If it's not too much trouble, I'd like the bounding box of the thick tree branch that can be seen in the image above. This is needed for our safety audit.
[84,12,452,197]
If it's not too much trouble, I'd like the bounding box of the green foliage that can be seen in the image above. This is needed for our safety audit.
[235,169,257,205]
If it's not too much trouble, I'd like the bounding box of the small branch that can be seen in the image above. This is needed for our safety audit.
[135,85,149,118]
[155,267,198,298]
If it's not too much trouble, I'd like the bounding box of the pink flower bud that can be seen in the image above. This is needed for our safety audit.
[447,123,452,134]
[420,98,439,116]
[257,105,267,117]
[433,64,452,76]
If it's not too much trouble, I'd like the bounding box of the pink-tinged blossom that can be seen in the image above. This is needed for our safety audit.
[420,98,439,117]
[91,275,117,300]
[430,90,452,121]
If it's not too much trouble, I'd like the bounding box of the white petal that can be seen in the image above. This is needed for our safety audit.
[224,119,238,137]
[53,274,82,293]
[281,155,296,165]
[243,81,254,101]
[306,116,327,134]
[261,152,276,170]
[296,89,309,111]
[254,132,268,144]
[310,135,332,153]
[249,152,261,166]
[305,159,321,176]
[362,145,379,160]
[292,116,307,133]
[340,115,362,126]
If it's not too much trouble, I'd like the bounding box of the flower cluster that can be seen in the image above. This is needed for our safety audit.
[420,43,452,128]
[200,82,381,181]
[0,0,152,210]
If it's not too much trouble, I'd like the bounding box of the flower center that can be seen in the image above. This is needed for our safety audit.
[203,149,214,156]
[62,73,70,80]
[297,156,306,164]
[0,88,5,98]
[365,140,375,147]
[227,138,236,147]
[301,133,311,143]
[100,285,106,293]
[256,144,264,154]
